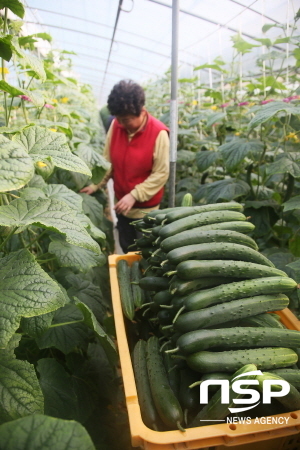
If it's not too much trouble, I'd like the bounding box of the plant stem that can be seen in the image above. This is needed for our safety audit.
[48,319,84,328]
[36,257,57,264]
[26,76,34,89]
[0,226,18,251]
[37,103,46,119]
[21,98,29,124]
[25,229,47,248]
[7,95,15,124]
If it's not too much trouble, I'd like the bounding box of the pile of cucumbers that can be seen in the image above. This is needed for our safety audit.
[116,200,300,431]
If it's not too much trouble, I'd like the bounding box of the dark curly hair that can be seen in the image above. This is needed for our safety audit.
[107,80,145,117]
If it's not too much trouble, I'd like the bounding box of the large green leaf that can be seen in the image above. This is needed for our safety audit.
[0,414,96,450]
[19,187,46,201]
[37,359,77,420]
[219,139,264,170]
[189,111,209,127]
[20,311,56,339]
[49,235,105,272]
[231,34,259,54]
[79,193,104,229]
[248,102,300,129]
[206,112,226,127]
[196,150,221,171]
[33,119,72,139]
[0,134,34,192]
[76,302,117,365]
[244,204,279,238]
[194,63,225,72]
[0,81,44,106]
[176,149,196,164]
[13,126,91,176]
[0,335,44,423]
[76,212,106,242]
[194,178,250,203]
[42,184,83,211]
[22,89,45,107]
[11,37,46,81]
[289,236,300,257]
[282,195,300,212]
[28,174,47,189]
[0,0,25,18]
[64,350,104,423]
[36,304,91,354]
[0,249,65,348]
[256,76,287,91]
[0,198,100,254]
[0,124,32,134]
[67,275,107,324]
[266,153,300,178]
[0,35,13,61]
[75,144,110,184]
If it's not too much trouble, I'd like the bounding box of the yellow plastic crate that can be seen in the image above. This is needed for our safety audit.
[109,253,300,450]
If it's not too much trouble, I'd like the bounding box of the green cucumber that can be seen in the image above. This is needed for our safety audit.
[174,294,289,333]
[186,348,298,373]
[175,260,288,282]
[178,368,199,411]
[183,276,296,311]
[150,290,173,313]
[239,312,285,329]
[159,210,247,240]
[164,201,243,224]
[143,207,178,224]
[198,372,232,394]
[269,368,300,389]
[181,193,193,207]
[160,229,258,253]
[199,220,255,233]
[135,234,157,248]
[163,343,180,397]
[141,247,153,259]
[116,259,135,321]
[139,276,170,291]
[151,225,163,236]
[146,336,184,430]
[133,340,159,429]
[167,242,274,267]
[157,309,175,325]
[169,276,237,296]
[256,372,300,411]
[190,364,257,426]
[134,220,153,231]
[131,261,145,308]
[175,327,300,355]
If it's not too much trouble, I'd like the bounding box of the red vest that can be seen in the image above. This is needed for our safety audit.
[110,113,169,208]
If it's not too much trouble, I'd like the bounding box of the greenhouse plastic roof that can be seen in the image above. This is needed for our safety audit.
[23,0,299,106]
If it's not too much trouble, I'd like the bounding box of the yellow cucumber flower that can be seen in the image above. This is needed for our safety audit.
[36,161,47,168]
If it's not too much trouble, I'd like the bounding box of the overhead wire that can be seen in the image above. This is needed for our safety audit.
[146,0,287,52]
[73,53,158,75]
[24,21,171,59]
[100,0,125,95]
[25,6,171,50]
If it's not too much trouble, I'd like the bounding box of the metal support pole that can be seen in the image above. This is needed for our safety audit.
[168,0,179,207]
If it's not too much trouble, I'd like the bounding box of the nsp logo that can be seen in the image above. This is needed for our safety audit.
[200,370,290,413]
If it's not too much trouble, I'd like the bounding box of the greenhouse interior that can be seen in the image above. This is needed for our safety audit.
[1,1,300,449]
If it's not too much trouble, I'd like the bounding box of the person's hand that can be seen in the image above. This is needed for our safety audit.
[114,193,136,215]
[80,185,96,195]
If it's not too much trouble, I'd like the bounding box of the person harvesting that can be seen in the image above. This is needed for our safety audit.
[81,79,170,253]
